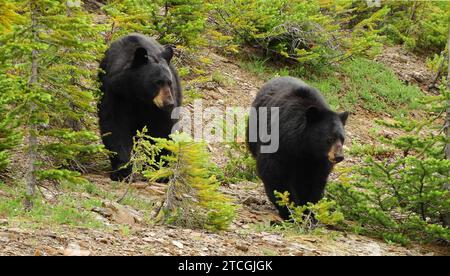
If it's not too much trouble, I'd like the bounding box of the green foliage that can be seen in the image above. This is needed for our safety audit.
[222,142,258,184]
[0,0,22,32]
[239,56,423,115]
[426,53,448,75]
[104,0,207,47]
[210,0,382,68]
[336,1,449,54]
[0,75,21,174]
[0,1,105,205]
[0,1,23,174]
[274,191,344,232]
[0,181,104,228]
[308,58,422,113]
[328,85,450,244]
[348,142,395,159]
[130,129,236,231]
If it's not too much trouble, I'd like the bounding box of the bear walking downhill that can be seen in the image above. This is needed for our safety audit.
[98,33,182,181]
[247,77,349,220]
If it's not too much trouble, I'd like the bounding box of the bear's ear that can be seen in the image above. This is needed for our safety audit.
[339,111,349,125]
[305,106,323,123]
[132,47,149,67]
[161,45,174,63]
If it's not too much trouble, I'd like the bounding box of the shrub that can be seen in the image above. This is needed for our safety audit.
[274,191,344,232]
[130,129,236,231]
[222,142,258,184]
[334,1,449,54]
[209,0,384,68]
[328,85,450,244]
[104,0,208,47]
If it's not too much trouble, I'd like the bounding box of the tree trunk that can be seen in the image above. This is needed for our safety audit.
[443,24,450,227]
[66,2,82,132]
[24,3,38,211]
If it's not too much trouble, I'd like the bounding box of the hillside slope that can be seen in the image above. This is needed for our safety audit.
[0,48,448,256]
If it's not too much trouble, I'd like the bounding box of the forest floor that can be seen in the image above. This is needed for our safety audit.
[0,46,449,256]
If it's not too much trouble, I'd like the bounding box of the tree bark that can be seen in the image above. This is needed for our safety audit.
[66,2,82,131]
[24,3,38,211]
[443,24,450,227]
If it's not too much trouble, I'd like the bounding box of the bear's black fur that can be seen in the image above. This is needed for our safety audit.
[98,33,182,181]
[247,77,349,220]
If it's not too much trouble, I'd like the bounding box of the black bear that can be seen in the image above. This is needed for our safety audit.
[247,77,349,220]
[98,33,182,181]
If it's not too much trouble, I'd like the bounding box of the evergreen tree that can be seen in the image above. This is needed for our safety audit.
[0,0,22,175]
[0,0,104,209]
[156,0,207,47]
[0,0,21,32]
[0,73,20,175]
[129,129,236,231]
[328,84,450,244]
[104,0,207,47]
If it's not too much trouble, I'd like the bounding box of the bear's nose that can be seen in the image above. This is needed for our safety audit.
[334,155,344,163]
[163,102,175,111]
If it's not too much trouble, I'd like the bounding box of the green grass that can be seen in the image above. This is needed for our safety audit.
[348,142,396,158]
[312,58,423,114]
[238,58,272,78]
[0,181,106,229]
[211,70,235,86]
[239,57,423,115]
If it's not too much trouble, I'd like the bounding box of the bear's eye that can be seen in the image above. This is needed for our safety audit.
[327,137,334,145]
[155,80,165,86]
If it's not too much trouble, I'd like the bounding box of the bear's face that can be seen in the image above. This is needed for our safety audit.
[303,107,349,164]
[129,46,176,111]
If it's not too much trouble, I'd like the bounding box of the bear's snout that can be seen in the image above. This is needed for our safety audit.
[153,85,174,110]
[328,140,344,164]
[333,155,344,163]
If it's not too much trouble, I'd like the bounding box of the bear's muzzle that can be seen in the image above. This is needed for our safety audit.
[153,85,174,110]
[328,140,344,164]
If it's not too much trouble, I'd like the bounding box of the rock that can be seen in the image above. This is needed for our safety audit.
[143,237,154,243]
[262,235,284,246]
[303,238,318,243]
[172,240,184,249]
[363,242,382,256]
[0,232,12,242]
[63,243,91,256]
[242,196,265,206]
[131,182,148,190]
[96,237,109,244]
[0,219,8,226]
[411,72,425,83]
[217,87,227,94]
[0,190,8,197]
[92,207,113,218]
[236,244,249,252]
[95,201,143,225]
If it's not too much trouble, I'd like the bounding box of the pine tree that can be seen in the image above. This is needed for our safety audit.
[0,73,20,175]
[130,129,236,231]
[103,0,158,42]
[0,0,105,209]
[0,0,22,175]
[0,0,21,32]
[104,0,207,47]
[328,84,450,244]
[156,0,207,47]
